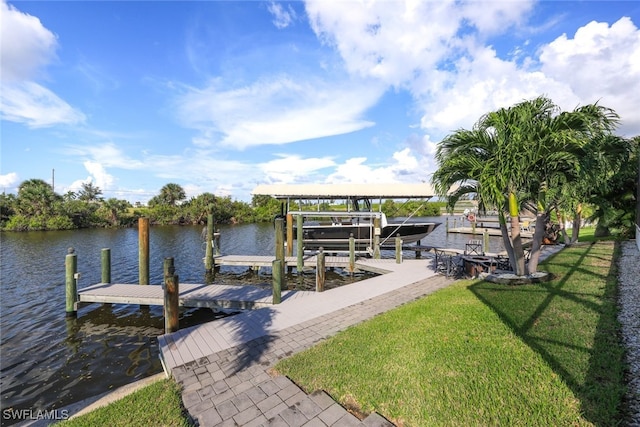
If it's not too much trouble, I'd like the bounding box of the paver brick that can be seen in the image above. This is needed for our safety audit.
[246,384,269,404]
[310,391,335,411]
[233,406,263,426]
[231,392,255,412]
[216,399,239,420]
[259,379,283,396]
[263,414,289,426]
[257,393,284,413]
[318,404,349,426]
[296,398,322,419]
[362,412,394,427]
[279,405,309,426]
[195,406,222,426]
[333,413,362,427]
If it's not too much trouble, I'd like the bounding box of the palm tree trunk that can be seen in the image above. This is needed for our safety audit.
[571,204,582,243]
[557,209,570,244]
[498,211,516,264]
[508,192,526,276]
[527,211,547,274]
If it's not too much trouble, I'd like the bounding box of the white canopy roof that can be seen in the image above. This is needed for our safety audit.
[252,183,437,200]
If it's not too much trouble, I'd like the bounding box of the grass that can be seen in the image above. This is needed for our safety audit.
[58,379,191,427]
[275,239,627,426]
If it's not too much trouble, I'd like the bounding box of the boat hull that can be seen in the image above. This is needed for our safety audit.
[301,222,440,251]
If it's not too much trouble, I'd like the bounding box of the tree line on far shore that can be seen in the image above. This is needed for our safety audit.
[0,181,446,232]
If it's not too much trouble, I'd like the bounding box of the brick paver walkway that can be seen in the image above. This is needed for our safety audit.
[170,274,453,426]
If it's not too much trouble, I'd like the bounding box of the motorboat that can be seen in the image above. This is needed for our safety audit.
[252,183,441,253]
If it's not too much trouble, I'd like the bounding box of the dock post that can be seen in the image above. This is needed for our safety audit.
[205,205,214,274]
[415,240,421,259]
[138,217,149,286]
[348,234,355,275]
[446,217,449,234]
[214,229,221,256]
[275,217,285,289]
[395,235,402,264]
[316,247,325,292]
[373,216,381,259]
[101,248,111,284]
[483,229,489,254]
[65,248,78,317]
[296,214,303,273]
[453,217,457,230]
[164,272,179,334]
[272,259,282,304]
[471,220,476,235]
[286,213,293,257]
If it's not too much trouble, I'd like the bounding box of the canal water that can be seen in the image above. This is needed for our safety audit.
[0,217,502,420]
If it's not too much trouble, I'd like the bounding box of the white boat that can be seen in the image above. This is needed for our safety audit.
[252,183,441,253]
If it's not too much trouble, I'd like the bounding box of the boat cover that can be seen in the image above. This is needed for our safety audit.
[252,183,437,200]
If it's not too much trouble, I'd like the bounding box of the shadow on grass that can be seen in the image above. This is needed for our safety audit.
[470,241,626,426]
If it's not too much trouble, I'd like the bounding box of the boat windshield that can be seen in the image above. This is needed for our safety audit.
[350,197,372,212]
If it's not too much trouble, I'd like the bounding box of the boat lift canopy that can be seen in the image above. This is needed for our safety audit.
[252,183,437,200]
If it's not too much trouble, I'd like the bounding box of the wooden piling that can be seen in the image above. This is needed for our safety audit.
[205,206,214,273]
[214,229,221,256]
[286,213,293,256]
[348,233,355,275]
[446,217,449,233]
[138,217,149,286]
[373,216,381,259]
[272,259,282,304]
[395,235,402,264]
[296,214,304,273]
[316,247,325,292]
[65,248,77,317]
[275,217,285,291]
[101,248,111,284]
[483,229,489,254]
[164,273,179,334]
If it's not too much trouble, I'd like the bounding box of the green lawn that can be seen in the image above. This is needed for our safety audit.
[275,240,626,426]
[58,379,191,427]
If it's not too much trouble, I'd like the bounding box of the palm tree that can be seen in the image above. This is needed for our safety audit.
[78,182,103,202]
[432,96,618,276]
[158,183,186,206]
[16,179,60,217]
[101,198,130,226]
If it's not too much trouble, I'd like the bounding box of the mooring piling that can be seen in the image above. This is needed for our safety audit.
[373,216,381,259]
[205,205,214,275]
[65,248,78,317]
[272,259,282,304]
[316,247,325,292]
[296,214,303,273]
[349,234,355,275]
[138,217,149,286]
[164,276,179,334]
[395,235,403,264]
[101,248,111,284]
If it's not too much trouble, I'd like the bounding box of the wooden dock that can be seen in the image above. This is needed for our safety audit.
[75,257,409,312]
[77,283,314,310]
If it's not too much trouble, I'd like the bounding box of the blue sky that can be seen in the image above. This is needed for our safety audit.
[2,0,639,203]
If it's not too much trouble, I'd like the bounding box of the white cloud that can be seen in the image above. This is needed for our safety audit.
[0,172,19,189]
[0,1,85,127]
[539,17,640,135]
[0,81,86,127]
[304,0,640,145]
[66,161,115,194]
[0,0,57,82]
[177,75,382,149]
[267,1,297,29]
[260,154,335,183]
